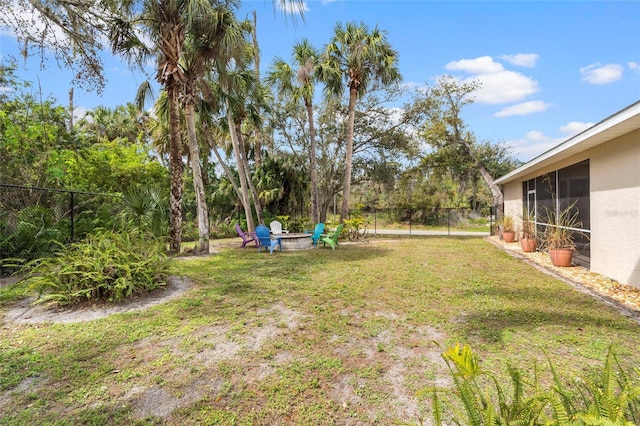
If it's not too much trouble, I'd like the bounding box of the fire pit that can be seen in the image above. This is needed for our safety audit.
[277,233,313,250]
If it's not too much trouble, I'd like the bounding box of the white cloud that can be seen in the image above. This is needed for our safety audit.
[508,121,596,161]
[494,100,550,117]
[3,1,80,45]
[559,121,594,136]
[446,56,539,104]
[446,56,504,74]
[465,71,539,104]
[500,53,539,68]
[278,1,310,14]
[580,63,623,84]
[629,62,640,74]
[507,131,563,161]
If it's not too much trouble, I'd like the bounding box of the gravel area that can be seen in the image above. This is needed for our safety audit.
[488,236,640,324]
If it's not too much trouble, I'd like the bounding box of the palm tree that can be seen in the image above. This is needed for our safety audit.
[180,7,248,254]
[110,0,194,253]
[201,51,264,232]
[110,0,304,252]
[318,21,401,221]
[266,38,321,223]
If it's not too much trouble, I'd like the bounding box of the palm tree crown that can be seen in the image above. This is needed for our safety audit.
[318,21,401,220]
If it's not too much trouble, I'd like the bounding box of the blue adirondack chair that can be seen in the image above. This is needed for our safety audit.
[310,223,325,247]
[320,223,344,250]
[256,224,282,254]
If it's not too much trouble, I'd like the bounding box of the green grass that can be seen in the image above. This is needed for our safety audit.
[1,236,639,425]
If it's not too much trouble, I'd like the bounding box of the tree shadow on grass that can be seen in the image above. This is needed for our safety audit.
[455,283,640,344]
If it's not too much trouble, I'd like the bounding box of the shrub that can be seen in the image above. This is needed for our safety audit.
[425,344,640,425]
[18,229,171,306]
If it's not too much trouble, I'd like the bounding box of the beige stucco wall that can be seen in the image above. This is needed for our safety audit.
[503,185,523,227]
[501,128,640,288]
[589,129,640,287]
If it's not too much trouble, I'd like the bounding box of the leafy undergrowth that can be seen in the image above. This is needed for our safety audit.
[1,236,639,425]
[11,230,171,306]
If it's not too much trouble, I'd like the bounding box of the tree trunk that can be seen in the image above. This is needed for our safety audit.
[184,102,209,254]
[207,133,243,202]
[252,10,263,169]
[236,122,264,225]
[167,83,184,254]
[227,108,255,231]
[456,137,504,223]
[477,162,504,223]
[306,100,319,224]
[340,87,358,222]
[68,88,74,131]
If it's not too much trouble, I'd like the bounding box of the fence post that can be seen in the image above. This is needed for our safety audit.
[490,205,494,235]
[374,208,377,235]
[69,191,75,242]
[447,208,451,236]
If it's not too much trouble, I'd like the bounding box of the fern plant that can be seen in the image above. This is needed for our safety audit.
[427,344,548,425]
[425,344,640,426]
[571,348,640,425]
[18,229,171,306]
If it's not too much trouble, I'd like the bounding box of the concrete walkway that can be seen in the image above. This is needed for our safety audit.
[368,229,490,237]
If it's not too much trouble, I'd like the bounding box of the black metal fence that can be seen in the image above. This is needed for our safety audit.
[340,206,493,235]
[0,183,123,271]
[1,183,494,274]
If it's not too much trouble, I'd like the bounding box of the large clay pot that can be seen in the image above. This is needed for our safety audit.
[549,247,573,267]
[502,231,516,243]
[520,237,537,253]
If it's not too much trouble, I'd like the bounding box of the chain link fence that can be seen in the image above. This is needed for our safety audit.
[0,184,123,273]
[338,206,493,236]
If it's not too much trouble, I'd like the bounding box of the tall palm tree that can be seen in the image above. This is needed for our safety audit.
[266,38,321,223]
[318,21,401,221]
[110,0,193,253]
[180,6,248,254]
[203,54,264,232]
[110,0,304,252]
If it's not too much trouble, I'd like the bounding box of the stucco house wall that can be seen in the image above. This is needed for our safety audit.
[497,102,640,289]
[589,129,639,287]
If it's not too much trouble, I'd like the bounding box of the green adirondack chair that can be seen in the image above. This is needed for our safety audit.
[319,223,344,250]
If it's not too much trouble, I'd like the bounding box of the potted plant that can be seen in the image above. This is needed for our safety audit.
[519,209,537,252]
[541,201,584,267]
[501,213,516,243]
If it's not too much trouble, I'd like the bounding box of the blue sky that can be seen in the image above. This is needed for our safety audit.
[1,1,639,162]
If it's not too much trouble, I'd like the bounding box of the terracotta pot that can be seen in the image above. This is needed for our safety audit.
[520,237,537,252]
[502,231,516,243]
[549,247,573,267]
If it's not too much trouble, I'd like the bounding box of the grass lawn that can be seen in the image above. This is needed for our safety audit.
[1,236,639,424]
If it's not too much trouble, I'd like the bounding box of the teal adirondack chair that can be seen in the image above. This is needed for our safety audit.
[319,223,344,250]
[310,223,325,247]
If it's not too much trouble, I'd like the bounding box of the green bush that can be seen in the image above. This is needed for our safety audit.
[18,229,171,306]
[426,344,640,425]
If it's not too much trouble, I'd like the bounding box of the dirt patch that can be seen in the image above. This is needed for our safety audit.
[0,276,20,288]
[2,275,193,324]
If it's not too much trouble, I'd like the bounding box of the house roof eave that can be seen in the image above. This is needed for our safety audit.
[495,100,640,185]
